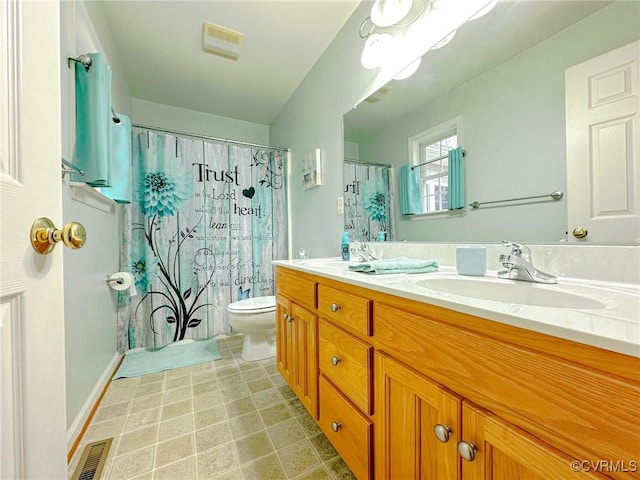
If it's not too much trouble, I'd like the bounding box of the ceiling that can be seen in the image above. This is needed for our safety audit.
[99,0,361,125]
[344,1,613,142]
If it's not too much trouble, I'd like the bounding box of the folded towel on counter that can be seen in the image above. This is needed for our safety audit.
[72,52,112,186]
[348,257,439,274]
[100,113,132,203]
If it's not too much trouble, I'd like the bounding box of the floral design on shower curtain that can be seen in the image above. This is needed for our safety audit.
[344,161,394,242]
[117,129,287,351]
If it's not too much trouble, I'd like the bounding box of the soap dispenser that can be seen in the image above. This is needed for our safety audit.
[341,232,350,261]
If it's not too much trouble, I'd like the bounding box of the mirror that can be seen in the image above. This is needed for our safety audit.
[344,1,638,244]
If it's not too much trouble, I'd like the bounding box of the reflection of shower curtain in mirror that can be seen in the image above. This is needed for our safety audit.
[344,161,394,242]
[117,128,287,351]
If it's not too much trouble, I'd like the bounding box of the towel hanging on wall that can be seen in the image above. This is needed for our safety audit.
[71,52,112,186]
[448,147,465,210]
[399,165,422,215]
[100,114,132,203]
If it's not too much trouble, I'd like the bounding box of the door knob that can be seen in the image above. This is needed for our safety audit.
[30,217,86,255]
[572,227,588,238]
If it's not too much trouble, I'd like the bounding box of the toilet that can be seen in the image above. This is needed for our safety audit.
[226,295,276,361]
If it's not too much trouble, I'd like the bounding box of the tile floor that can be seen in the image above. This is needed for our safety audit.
[68,334,356,480]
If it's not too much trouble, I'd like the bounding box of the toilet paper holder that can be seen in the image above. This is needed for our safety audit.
[106,272,137,296]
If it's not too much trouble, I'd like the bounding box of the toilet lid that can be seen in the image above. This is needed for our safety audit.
[227,295,276,313]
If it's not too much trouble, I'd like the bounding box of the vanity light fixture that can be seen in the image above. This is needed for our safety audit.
[360,0,498,80]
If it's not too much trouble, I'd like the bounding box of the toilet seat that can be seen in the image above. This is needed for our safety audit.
[227,295,275,313]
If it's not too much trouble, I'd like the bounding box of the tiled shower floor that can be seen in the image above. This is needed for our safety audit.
[68,334,356,480]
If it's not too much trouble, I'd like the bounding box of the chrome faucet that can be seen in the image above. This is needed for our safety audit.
[350,243,379,262]
[498,240,557,284]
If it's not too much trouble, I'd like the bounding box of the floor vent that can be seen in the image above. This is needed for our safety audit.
[70,438,113,480]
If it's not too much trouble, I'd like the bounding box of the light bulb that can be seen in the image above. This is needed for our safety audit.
[370,0,413,27]
[393,57,421,80]
[361,33,395,69]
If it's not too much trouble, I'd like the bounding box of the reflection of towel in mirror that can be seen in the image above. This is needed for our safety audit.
[348,257,439,274]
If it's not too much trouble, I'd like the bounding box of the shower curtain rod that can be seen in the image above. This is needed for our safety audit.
[344,157,392,168]
[132,123,290,152]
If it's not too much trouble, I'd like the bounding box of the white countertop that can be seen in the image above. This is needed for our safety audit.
[273,258,640,358]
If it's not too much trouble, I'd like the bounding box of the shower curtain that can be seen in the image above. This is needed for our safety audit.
[344,161,394,242]
[117,128,287,351]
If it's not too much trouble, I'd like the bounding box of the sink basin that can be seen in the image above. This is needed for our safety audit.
[414,278,606,309]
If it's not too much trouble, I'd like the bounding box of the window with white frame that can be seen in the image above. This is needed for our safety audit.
[409,118,460,214]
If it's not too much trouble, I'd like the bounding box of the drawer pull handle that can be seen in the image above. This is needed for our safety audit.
[457,440,477,462]
[330,356,341,366]
[433,424,452,443]
[331,421,342,432]
[330,303,341,312]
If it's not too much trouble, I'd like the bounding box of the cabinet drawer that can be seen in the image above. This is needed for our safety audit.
[318,284,371,336]
[319,320,372,414]
[319,376,372,480]
[276,268,316,309]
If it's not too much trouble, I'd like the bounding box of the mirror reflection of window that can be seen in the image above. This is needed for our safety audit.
[409,117,459,214]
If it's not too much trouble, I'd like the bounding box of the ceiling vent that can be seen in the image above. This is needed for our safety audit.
[203,22,244,61]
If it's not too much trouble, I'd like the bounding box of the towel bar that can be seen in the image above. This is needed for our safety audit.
[61,157,85,178]
[469,191,563,209]
[67,54,92,72]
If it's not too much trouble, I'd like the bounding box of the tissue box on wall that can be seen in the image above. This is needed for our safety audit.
[456,246,486,276]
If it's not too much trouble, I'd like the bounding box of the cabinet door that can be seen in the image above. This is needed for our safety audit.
[460,402,606,480]
[291,302,318,418]
[276,295,293,383]
[375,353,461,480]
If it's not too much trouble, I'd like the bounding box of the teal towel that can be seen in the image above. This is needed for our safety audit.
[71,52,112,186]
[400,165,422,214]
[348,257,439,274]
[448,147,465,209]
[113,337,222,379]
[101,114,132,203]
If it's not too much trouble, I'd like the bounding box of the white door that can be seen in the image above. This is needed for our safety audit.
[0,1,68,478]
[565,40,640,244]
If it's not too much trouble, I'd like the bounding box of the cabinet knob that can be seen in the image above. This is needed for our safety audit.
[330,303,341,312]
[330,356,341,366]
[288,315,294,322]
[282,313,289,321]
[433,424,452,443]
[331,421,341,432]
[457,440,477,462]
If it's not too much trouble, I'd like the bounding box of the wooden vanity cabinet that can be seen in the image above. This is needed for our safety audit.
[274,266,640,480]
[275,269,318,418]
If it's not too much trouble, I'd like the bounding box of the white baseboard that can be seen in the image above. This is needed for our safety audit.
[66,352,121,454]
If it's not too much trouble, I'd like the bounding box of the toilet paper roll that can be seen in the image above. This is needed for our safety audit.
[108,272,136,296]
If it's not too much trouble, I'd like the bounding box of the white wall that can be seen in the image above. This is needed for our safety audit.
[131,99,270,145]
[270,2,377,258]
[61,1,129,436]
[356,2,640,243]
